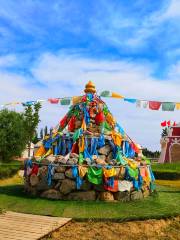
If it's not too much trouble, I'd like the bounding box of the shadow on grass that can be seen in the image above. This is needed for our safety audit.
[0,185,38,199]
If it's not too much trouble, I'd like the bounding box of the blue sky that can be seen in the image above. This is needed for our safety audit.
[0,0,180,150]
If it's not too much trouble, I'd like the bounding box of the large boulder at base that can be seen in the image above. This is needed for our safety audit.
[30,174,39,186]
[36,175,50,191]
[55,166,66,173]
[98,145,111,156]
[66,191,96,201]
[53,173,65,180]
[130,190,143,201]
[41,189,63,200]
[65,168,75,179]
[99,191,114,201]
[60,179,76,195]
[54,181,62,190]
[113,191,130,202]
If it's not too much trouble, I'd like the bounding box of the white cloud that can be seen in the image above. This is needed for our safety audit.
[0,54,17,67]
[161,0,180,19]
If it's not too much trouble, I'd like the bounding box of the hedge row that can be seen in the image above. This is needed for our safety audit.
[0,161,22,179]
[154,171,180,180]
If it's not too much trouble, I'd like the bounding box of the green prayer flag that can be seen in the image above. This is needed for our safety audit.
[100,90,111,97]
[78,153,84,164]
[128,166,138,179]
[162,102,175,111]
[73,128,82,142]
[60,98,71,105]
[116,149,127,165]
[87,167,103,185]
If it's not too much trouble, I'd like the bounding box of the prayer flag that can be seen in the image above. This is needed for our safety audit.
[161,121,166,127]
[111,92,124,99]
[124,98,137,104]
[162,102,175,111]
[149,101,161,110]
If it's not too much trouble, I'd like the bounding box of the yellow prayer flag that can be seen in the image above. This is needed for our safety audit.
[176,102,180,110]
[72,96,82,105]
[111,92,124,99]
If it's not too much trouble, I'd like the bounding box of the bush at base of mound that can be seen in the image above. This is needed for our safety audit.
[0,161,22,179]
[153,171,180,180]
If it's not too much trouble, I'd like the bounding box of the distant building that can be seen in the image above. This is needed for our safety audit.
[159,123,180,163]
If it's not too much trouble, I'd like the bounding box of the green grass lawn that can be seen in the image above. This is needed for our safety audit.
[0,175,179,220]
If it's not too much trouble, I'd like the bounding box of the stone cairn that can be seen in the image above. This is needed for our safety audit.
[24,81,155,201]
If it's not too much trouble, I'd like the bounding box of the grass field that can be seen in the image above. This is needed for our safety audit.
[0,175,179,220]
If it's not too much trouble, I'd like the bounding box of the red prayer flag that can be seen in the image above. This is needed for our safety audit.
[167,120,171,126]
[48,98,59,104]
[173,121,176,126]
[161,121,166,127]
[149,101,161,110]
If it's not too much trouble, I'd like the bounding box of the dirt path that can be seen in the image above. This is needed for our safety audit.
[44,216,180,240]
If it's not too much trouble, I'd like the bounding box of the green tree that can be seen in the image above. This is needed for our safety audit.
[32,130,39,144]
[0,109,28,162]
[24,102,41,157]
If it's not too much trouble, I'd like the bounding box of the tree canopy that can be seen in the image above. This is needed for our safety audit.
[0,109,27,162]
[0,103,41,162]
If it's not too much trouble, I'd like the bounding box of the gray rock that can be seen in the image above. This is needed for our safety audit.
[53,173,65,180]
[66,191,96,201]
[36,175,50,191]
[41,159,51,165]
[55,166,66,173]
[70,153,79,159]
[38,166,48,176]
[46,155,56,162]
[106,152,113,162]
[58,156,68,165]
[99,191,114,201]
[67,158,77,165]
[98,145,111,156]
[54,181,62,190]
[113,191,130,202]
[65,168,75,179]
[98,155,106,161]
[41,189,63,200]
[130,190,143,201]
[30,174,39,186]
[60,179,76,195]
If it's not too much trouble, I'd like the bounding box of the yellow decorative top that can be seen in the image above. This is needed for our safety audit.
[84,81,96,94]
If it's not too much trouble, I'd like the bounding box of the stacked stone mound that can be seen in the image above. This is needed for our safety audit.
[24,81,155,201]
